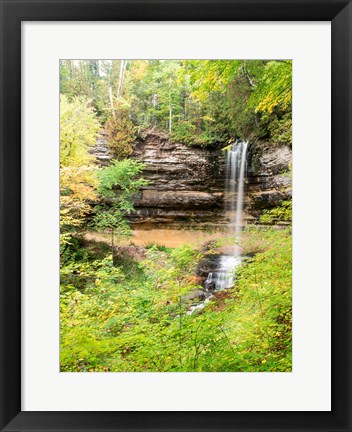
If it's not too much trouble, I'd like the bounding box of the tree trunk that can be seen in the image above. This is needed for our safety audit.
[109,86,116,118]
[117,60,127,99]
[242,62,255,88]
[111,228,115,263]
[169,93,172,134]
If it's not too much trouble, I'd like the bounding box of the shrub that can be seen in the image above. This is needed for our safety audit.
[106,114,136,159]
[260,200,292,224]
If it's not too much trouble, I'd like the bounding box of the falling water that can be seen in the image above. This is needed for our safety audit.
[187,141,248,314]
[225,140,248,256]
[207,140,248,291]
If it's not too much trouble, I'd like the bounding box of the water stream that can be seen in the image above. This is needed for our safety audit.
[208,140,248,290]
[188,140,248,315]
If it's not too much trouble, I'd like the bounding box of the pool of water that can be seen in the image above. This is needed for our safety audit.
[85,227,228,249]
[127,228,227,248]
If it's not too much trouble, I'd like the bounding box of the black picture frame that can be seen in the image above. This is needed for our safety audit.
[0,1,351,431]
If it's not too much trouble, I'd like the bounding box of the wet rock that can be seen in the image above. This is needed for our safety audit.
[196,254,224,283]
[181,289,206,302]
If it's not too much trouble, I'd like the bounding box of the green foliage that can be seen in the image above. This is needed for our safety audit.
[60,95,100,167]
[60,59,292,147]
[60,229,292,372]
[97,159,148,207]
[89,159,148,246]
[60,94,147,246]
[145,242,171,253]
[60,95,100,244]
[60,60,100,109]
[91,206,132,242]
[260,200,292,224]
[176,59,291,143]
[220,75,261,141]
[170,120,198,144]
[125,60,185,132]
[172,59,291,144]
[225,229,292,371]
[248,60,292,116]
[181,60,242,101]
[106,108,137,159]
[268,113,292,146]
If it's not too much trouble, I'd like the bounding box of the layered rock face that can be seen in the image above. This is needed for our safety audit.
[246,142,292,223]
[130,131,226,226]
[90,130,292,226]
[89,130,112,166]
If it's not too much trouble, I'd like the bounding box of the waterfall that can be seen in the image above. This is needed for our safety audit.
[225,140,248,256]
[208,140,248,291]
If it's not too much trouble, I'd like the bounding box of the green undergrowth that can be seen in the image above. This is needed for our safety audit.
[60,228,292,372]
[260,200,292,225]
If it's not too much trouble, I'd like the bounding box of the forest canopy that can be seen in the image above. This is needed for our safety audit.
[60,59,292,146]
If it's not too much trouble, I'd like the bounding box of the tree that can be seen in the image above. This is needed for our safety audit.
[60,95,100,166]
[59,59,292,146]
[60,60,101,112]
[91,159,149,256]
[105,103,136,159]
[60,95,100,244]
[248,60,292,116]
[123,60,186,133]
[117,60,128,99]
[179,59,292,144]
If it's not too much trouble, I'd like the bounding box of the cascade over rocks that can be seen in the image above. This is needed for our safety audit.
[90,130,292,226]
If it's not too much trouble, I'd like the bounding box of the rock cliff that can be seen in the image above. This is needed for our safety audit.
[130,130,225,226]
[246,141,292,223]
[89,130,292,227]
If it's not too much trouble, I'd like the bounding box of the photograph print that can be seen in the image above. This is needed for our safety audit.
[60,59,292,372]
